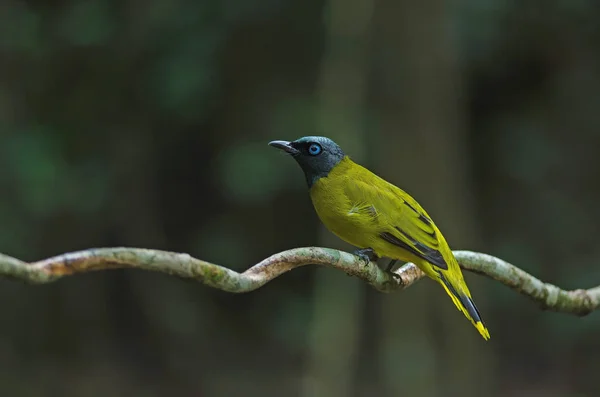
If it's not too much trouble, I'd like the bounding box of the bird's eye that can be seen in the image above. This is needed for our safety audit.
[308,143,322,156]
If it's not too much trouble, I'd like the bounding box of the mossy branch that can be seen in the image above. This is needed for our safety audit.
[0,247,598,315]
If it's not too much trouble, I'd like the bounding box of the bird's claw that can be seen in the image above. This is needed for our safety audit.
[353,248,378,266]
[389,271,402,282]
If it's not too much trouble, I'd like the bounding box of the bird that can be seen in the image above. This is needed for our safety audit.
[269,136,490,340]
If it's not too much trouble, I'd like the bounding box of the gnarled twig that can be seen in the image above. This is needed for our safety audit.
[0,247,598,315]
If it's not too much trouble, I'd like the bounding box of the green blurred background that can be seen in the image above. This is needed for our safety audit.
[1,0,599,396]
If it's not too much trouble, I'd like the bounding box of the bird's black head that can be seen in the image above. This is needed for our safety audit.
[269,136,345,187]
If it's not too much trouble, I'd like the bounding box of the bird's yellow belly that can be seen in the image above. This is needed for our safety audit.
[309,192,397,259]
[315,205,375,248]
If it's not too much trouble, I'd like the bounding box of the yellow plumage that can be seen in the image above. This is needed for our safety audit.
[310,156,490,340]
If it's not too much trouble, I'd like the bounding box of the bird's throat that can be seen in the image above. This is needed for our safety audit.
[300,155,350,188]
[304,169,328,188]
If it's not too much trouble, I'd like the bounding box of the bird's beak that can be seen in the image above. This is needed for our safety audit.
[268,140,299,155]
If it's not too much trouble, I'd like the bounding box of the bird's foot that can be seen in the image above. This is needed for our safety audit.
[353,248,379,266]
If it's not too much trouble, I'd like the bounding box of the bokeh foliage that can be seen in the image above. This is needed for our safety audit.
[1,0,599,396]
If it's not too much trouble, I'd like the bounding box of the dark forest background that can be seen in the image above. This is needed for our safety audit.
[1,1,599,396]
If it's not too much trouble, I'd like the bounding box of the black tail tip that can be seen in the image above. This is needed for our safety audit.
[461,295,484,325]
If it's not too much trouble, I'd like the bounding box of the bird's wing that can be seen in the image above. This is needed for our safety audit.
[344,175,449,270]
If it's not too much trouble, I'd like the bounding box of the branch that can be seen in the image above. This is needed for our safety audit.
[0,247,598,315]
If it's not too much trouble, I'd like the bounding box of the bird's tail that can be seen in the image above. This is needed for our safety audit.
[435,270,490,340]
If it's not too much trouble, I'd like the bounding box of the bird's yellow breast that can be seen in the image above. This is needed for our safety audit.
[309,157,390,253]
